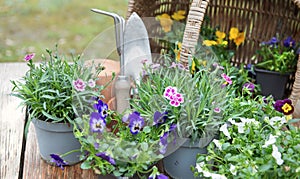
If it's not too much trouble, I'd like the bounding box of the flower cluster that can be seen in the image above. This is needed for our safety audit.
[193,96,300,178]
[163,86,184,107]
[11,48,104,128]
[203,27,245,47]
[72,98,177,178]
[202,27,245,64]
[253,36,300,73]
[156,10,186,33]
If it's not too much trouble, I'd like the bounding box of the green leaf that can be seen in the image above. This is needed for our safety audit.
[80,161,91,169]
[141,142,148,151]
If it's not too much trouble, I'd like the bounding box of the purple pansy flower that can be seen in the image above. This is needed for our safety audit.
[128,112,145,135]
[159,132,169,154]
[242,82,255,92]
[96,152,116,165]
[93,100,108,119]
[153,111,168,126]
[149,174,169,179]
[274,98,294,115]
[169,123,177,132]
[283,36,296,48]
[50,154,68,170]
[73,78,86,92]
[265,37,279,46]
[24,53,35,61]
[157,174,169,179]
[89,112,106,133]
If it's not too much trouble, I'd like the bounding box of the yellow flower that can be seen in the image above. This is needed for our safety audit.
[191,60,196,74]
[234,32,245,46]
[177,42,182,49]
[216,30,226,40]
[203,40,218,46]
[157,13,173,32]
[175,42,182,61]
[171,10,186,21]
[221,40,228,46]
[229,27,239,40]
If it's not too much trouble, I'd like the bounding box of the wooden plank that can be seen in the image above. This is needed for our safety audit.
[22,124,98,179]
[0,63,28,179]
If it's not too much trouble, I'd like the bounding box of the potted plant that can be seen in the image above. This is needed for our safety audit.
[11,47,105,165]
[252,36,300,99]
[193,95,300,178]
[127,55,247,179]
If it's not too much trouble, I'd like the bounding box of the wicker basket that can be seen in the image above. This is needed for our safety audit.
[127,0,300,117]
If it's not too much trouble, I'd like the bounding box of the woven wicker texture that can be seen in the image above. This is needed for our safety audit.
[127,1,299,65]
[127,0,300,101]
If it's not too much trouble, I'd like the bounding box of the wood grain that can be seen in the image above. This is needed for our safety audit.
[22,124,98,179]
[0,63,28,179]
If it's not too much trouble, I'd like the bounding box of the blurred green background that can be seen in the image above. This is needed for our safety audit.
[0,0,128,62]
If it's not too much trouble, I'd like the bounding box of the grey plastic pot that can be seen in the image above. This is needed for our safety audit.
[163,137,212,179]
[32,118,81,165]
[254,68,292,100]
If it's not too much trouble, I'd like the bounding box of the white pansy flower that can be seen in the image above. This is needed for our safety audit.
[272,145,284,165]
[228,118,236,125]
[195,162,204,173]
[240,118,260,127]
[235,122,246,133]
[211,173,227,179]
[269,116,286,128]
[213,139,222,150]
[220,123,231,139]
[262,134,278,148]
[229,164,237,175]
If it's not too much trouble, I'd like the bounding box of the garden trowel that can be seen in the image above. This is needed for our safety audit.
[123,12,152,87]
[91,10,152,113]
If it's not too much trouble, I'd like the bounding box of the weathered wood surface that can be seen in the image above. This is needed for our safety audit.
[22,124,98,179]
[0,63,27,179]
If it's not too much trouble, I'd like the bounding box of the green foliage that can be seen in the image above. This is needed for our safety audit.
[74,110,165,178]
[11,47,104,134]
[193,94,300,178]
[130,57,229,142]
[253,36,299,73]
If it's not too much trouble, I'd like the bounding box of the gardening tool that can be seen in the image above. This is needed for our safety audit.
[91,9,152,113]
[91,8,131,113]
[123,12,152,88]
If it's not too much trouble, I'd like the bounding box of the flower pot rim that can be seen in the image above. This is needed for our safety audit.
[32,118,74,132]
[254,67,294,75]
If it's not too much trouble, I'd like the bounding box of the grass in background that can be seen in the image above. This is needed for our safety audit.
[0,0,128,62]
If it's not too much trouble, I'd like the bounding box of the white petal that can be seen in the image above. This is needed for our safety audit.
[212,139,222,150]
[229,164,237,175]
[262,134,277,148]
[220,123,231,139]
[272,145,284,165]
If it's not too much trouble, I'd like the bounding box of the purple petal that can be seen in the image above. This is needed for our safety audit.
[96,152,116,165]
[50,154,68,170]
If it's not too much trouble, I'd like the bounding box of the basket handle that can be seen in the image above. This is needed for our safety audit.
[179,0,210,67]
[290,54,300,103]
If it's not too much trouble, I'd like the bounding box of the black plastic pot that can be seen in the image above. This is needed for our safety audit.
[254,68,292,100]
